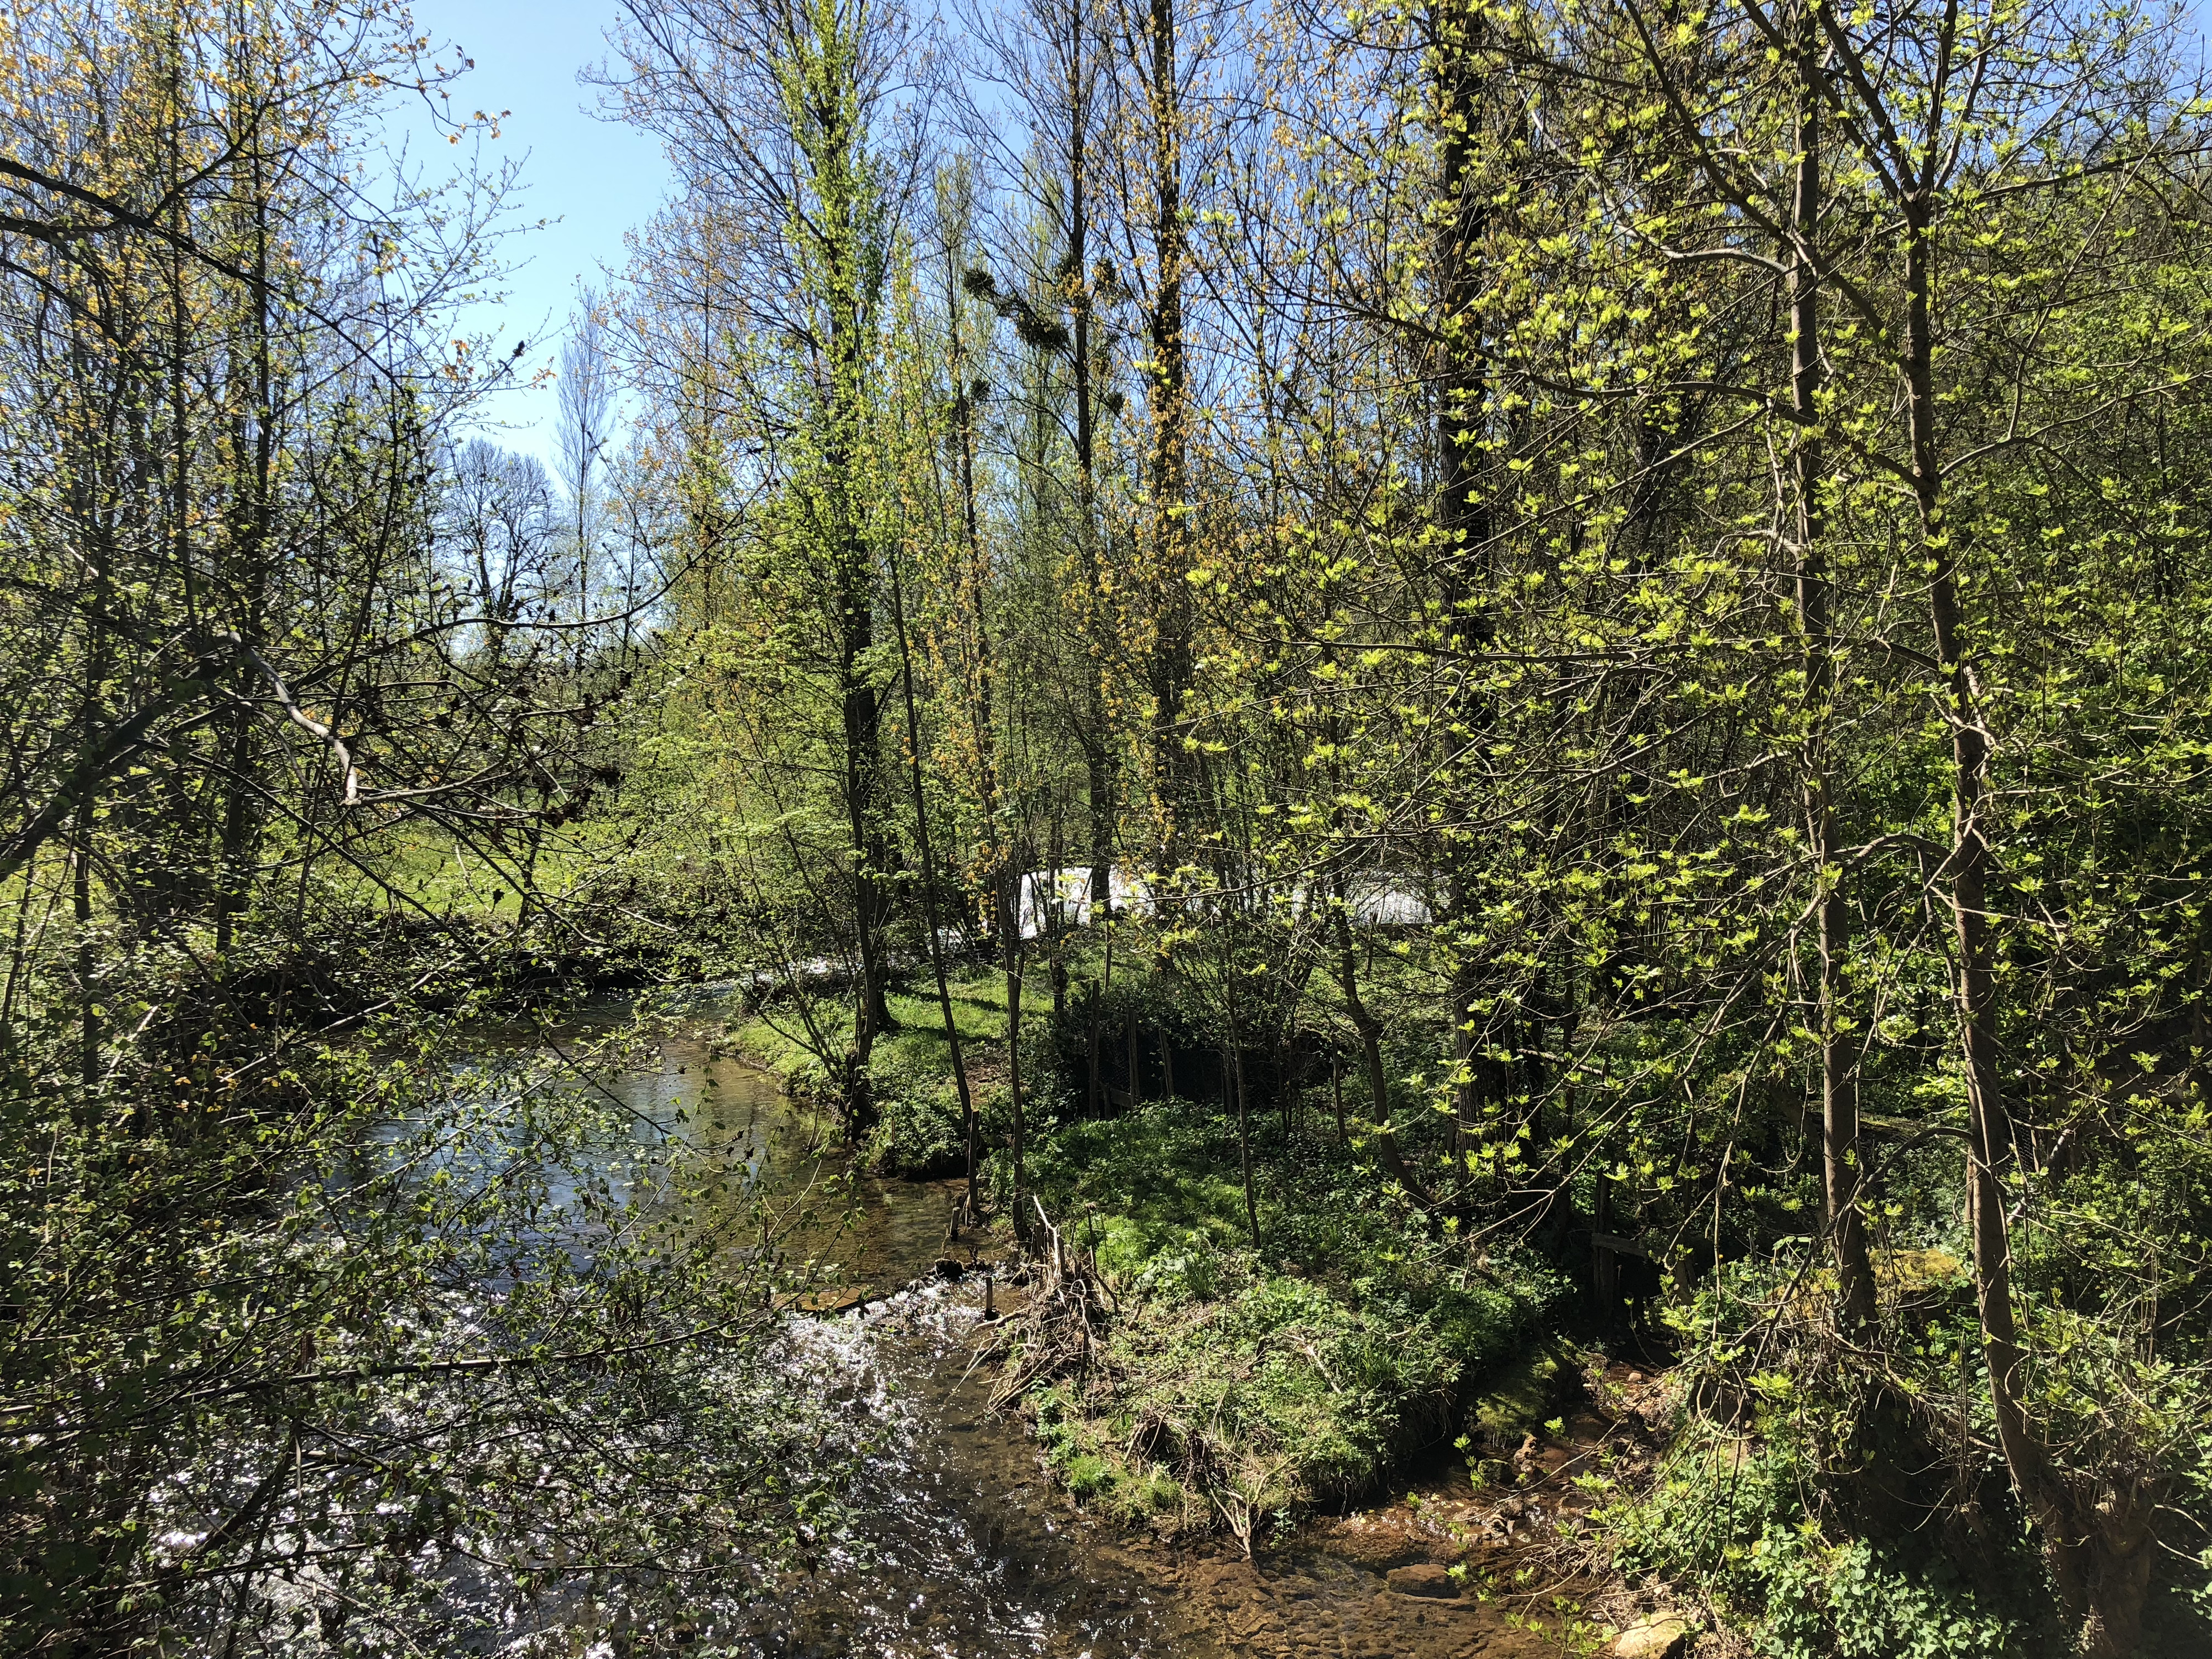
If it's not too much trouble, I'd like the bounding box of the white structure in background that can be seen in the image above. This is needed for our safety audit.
[1016,867,1434,937]
[1016,867,1156,938]
[1342,874,1434,927]
[1284,875,1437,927]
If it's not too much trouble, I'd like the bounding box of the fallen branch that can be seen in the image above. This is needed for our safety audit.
[982,1197,1114,1411]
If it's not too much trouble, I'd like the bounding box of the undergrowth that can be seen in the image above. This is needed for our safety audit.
[1601,1426,2032,1659]
[1006,1101,1563,1546]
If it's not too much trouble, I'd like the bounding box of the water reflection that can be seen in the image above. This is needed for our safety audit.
[740,1277,1207,1658]
[457,999,1204,1656]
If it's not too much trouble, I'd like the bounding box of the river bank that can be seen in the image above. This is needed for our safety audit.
[675,990,1658,1656]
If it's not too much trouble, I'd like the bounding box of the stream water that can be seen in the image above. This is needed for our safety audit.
[554,1008,1572,1659]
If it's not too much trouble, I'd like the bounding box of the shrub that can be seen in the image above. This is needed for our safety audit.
[1604,1428,2026,1659]
[864,1030,969,1176]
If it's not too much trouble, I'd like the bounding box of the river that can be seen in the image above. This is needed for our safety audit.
[562,1006,1580,1659]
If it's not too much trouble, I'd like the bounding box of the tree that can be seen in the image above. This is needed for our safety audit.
[559,286,618,654]
[608,0,910,1134]
[0,3,810,1650]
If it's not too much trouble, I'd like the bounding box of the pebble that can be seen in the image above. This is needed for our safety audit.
[1613,1611,1692,1658]
[1383,1563,1460,1599]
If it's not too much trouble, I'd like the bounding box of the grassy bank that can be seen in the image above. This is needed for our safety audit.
[725,974,1015,1176]
[1016,1102,1567,1546]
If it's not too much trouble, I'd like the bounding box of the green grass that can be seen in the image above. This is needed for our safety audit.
[1025,1105,1262,1275]
[1027,1238,1536,1541]
[731,1012,823,1082]
[325,830,614,920]
[886,971,1015,1042]
[1006,1105,1562,1541]
[728,968,1021,1175]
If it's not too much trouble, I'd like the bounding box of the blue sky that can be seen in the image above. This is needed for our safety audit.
[394,0,669,468]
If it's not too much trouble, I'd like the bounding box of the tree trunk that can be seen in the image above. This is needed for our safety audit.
[1429,0,1495,1206]
[1788,17,1876,1332]
[1904,190,2152,1657]
[1331,906,1433,1205]
[1139,0,1193,862]
[1005,906,1026,1209]
[1060,0,1117,951]
[1230,1038,1256,1247]
[890,553,980,1220]
[824,138,892,1132]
